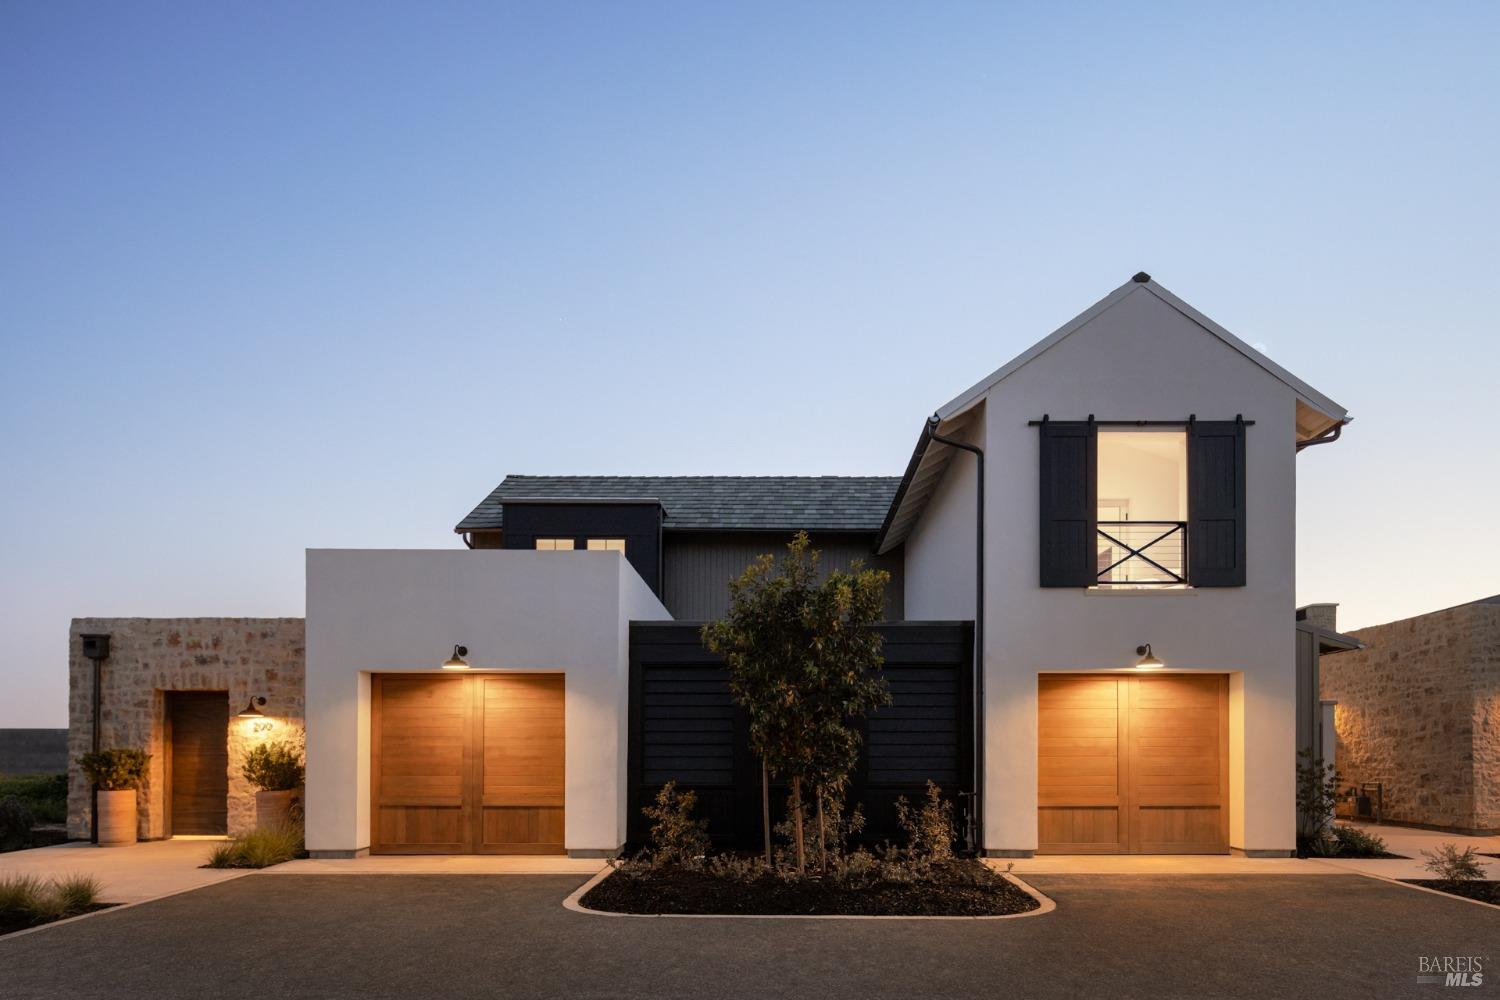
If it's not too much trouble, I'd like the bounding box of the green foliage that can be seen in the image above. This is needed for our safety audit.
[0,774,67,824]
[241,741,305,792]
[204,824,304,869]
[702,531,890,874]
[1294,750,1347,842]
[1328,823,1389,858]
[894,781,956,864]
[0,872,99,925]
[640,781,709,868]
[0,796,35,851]
[1421,843,1485,882]
[77,748,150,791]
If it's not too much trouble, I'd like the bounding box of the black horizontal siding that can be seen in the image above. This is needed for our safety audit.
[627,621,972,850]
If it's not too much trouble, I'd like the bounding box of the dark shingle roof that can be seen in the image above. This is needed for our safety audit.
[456,476,902,533]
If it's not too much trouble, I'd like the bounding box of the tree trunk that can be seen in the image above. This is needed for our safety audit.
[760,759,772,867]
[790,776,807,874]
[816,791,828,875]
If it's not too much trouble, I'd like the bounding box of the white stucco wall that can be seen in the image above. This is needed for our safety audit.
[903,287,1302,854]
[902,414,981,621]
[304,548,668,857]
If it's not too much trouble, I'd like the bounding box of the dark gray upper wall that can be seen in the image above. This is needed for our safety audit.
[0,729,68,775]
[661,532,904,622]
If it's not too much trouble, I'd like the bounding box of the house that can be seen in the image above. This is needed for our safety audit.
[67,273,1350,859]
[1319,595,1500,835]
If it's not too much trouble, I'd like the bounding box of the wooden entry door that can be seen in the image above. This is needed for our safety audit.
[1038,673,1228,854]
[166,691,229,836]
[371,674,565,855]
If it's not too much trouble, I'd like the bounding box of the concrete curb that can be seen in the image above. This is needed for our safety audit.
[561,865,1056,921]
[1337,868,1500,912]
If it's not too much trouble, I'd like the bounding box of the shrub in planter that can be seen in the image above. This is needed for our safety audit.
[241,741,305,829]
[77,749,150,847]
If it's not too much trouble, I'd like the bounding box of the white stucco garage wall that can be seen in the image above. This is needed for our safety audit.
[304,549,669,857]
[904,285,1305,855]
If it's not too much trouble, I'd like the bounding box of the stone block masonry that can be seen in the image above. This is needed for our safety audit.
[68,618,305,840]
[1320,600,1499,835]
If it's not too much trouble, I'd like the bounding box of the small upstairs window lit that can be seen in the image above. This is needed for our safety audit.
[1096,430,1188,588]
[535,538,575,551]
[586,538,626,554]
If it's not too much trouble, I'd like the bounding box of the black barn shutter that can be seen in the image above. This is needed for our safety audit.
[1038,420,1097,587]
[1188,419,1247,587]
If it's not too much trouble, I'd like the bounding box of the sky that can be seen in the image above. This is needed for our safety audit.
[2,2,1496,727]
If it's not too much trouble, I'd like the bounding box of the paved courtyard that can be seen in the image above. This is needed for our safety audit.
[1,872,1493,999]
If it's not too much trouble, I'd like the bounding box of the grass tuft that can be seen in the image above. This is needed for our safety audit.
[0,871,103,928]
[204,824,304,869]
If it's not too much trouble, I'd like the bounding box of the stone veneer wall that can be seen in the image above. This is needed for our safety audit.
[68,618,305,840]
[1320,602,1499,834]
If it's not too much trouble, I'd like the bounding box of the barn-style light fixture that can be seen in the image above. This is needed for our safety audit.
[441,645,470,670]
[237,696,268,718]
[1134,644,1164,669]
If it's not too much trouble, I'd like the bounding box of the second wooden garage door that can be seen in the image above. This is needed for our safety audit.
[1038,673,1228,854]
[371,674,565,855]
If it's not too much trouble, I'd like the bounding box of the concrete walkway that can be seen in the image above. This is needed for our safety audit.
[265,855,606,875]
[0,838,248,904]
[1314,821,1500,881]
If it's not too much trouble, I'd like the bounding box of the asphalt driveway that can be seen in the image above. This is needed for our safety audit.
[1,873,1493,999]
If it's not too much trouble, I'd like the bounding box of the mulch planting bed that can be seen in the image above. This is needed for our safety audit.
[0,903,116,937]
[580,859,1040,917]
[1401,880,1500,907]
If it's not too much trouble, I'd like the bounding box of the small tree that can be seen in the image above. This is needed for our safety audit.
[1294,750,1347,846]
[242,741,305,792]
[702,532,889,875]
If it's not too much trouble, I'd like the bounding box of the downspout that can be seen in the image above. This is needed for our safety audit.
[924,414,985,855]
[81,636,111,845]
[1295,420,1345,452]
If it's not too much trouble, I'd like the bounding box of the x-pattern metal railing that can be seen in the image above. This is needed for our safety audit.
[1096,520,1187,585]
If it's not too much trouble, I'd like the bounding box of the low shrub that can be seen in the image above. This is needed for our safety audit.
[0,774,67,825]
[241,741,305,792]
[640,782,709,868]
[894,781,957,864]
[1422,843,1486,882]
[1328,824,1389,858]
[0,872,100,928]
[204,824,304,869]
[77,749,150,790]
[0,796,35,851]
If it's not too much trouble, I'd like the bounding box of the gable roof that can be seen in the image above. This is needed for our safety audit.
[876,274,1352,553]
[456,476,901,534]
[935,275,1349,428]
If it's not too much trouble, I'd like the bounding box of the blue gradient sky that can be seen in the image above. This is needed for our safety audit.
[3,3,1496,726]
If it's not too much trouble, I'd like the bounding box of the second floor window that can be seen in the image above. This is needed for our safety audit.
[586,538,626,554]
[1039,418,1246,589]
[1097,431,1187,587]
[535,538,575,551]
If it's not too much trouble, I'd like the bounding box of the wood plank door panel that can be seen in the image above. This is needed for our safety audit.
[1038,673,1228,855]
[1127,674,1229,854]
[371,674,565,855]
[1037,675,1126,853]
[479,674,565,855]
[371,676,472,854]
[167,691,229,836]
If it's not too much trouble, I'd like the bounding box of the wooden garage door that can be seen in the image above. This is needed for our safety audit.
[1038,673,1228,854]
[371,674,564,855]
